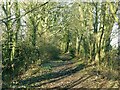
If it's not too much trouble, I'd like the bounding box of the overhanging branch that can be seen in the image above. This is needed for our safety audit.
[0,1,49,24]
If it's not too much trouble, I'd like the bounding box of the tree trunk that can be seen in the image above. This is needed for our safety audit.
[76,34,83,56]
[98,4,106,65]
[93,3,98,63]
[65,30,70,53]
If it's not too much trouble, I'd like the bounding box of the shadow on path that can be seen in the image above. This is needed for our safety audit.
[19,63,85,86]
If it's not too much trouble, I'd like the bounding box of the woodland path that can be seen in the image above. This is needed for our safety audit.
[17,59,119,88]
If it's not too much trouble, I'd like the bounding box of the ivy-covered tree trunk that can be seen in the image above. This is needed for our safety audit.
[11,0,21,63]
[30,16,37,47]
[2,1,15,85]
